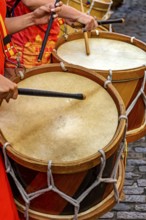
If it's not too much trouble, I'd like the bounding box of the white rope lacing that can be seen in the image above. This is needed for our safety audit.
[60,61,68,71]
[130,36,136,43]
[104,69,113,88]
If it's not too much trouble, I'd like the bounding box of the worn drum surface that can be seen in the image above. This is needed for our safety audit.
[52,31,146,143]
[0,64,126,219]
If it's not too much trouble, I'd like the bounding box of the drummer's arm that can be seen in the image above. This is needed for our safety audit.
[5,2,62,34]
[58,5,98,31]
[18,0,97,31]
[5,13,38,34]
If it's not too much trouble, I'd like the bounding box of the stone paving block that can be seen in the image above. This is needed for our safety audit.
[135,204,146,211]
[127,152,143,158]
[125,172,142,179]
[139,166,146,172]
[135,147,146,153]
[137,179,146,187]
[127,159,146,166]
[123,186,144,195]
[124,179,135,186]
[117,212,146,219]
[113,202,132,211]
[99,212,114,219]
[125,165,135,172]
[123,195,146,203]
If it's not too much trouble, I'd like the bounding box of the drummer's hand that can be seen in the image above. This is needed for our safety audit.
[64,14,98,31]
[32,1,63,25]
[65,14,97,32]
[78,14,98,31]
[0,75,18,105]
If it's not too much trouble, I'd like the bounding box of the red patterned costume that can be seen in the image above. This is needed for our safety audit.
[6,0,62,68]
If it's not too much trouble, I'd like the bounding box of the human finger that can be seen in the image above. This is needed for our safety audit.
[10,83,18,100]
[0,99,3,106]
[51,5,62,14]
[6,82,18,102]
[5,91,12,103]
[55,1,63,7]
[12,86,18,99]
[84,17,97,31]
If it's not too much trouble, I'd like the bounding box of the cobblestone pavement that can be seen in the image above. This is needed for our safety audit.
[99,137,146,220]
[110,0,146,43]
[99,0,146,219]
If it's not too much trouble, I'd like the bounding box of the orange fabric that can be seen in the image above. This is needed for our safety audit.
[6,0,61,68]
[0,0,6,75]
[0,153,20,220]
[0,0,17,74]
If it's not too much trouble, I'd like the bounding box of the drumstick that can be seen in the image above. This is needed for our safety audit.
[18,88,86,100]
[71,18,125,29]
[38,0,59,62]
[80,0,90,55]
[98,18,125,25]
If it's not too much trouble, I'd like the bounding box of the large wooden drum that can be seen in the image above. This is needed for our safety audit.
[0,64,126,219]
[52,31,146,143]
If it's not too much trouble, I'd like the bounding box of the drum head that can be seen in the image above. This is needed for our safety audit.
[56,38,146,70]
[0,71,118,164]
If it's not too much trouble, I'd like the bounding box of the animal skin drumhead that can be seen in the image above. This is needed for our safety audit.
[57,38,146,70]
[0,71,118,163]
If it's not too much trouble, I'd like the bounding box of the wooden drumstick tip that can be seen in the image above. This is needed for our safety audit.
[121,18,125,23]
